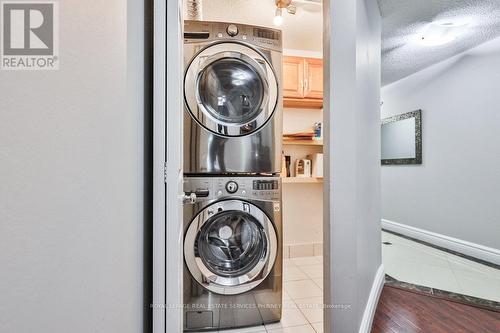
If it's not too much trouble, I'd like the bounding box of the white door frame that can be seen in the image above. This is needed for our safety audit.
[152,0,183,332]
[152,0,165,332]
[152,1,335,331]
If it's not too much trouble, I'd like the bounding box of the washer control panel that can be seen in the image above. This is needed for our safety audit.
[183,176,281,202]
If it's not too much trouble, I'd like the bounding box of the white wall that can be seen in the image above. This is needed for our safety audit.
[199,0,322,52]
[381,36,500,250]
[0,1,148,332]
[324,0,382,332]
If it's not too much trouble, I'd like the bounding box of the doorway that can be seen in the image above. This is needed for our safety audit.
[378,0,500,309]
[155,1,384,332]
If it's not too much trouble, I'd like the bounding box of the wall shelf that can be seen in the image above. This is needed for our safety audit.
[283,139,323,146]
[284,98,323,109]
[282,177,324,184]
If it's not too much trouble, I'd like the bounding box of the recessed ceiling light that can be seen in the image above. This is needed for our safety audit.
[420,21,469,46]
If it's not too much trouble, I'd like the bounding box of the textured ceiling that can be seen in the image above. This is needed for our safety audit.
[379,0,500,86]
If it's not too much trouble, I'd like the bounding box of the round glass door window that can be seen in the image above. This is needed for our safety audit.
[184,43,278,137]
[197,58,265,125]
[196,210,267,278]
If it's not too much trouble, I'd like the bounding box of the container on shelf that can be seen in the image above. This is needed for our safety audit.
[308,153,324,178]
[295,159,311,178]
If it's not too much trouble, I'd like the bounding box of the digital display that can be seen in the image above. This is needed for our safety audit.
[253,180,279,191]
[253,28,279,41]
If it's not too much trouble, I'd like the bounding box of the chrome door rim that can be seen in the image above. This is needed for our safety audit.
[184,200,278,295]
[184,42,279,137]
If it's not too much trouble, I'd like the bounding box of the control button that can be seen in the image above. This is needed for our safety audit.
[217,190,223,196]
[217,32,223,38]
[242,34,247,40]
[226,24,239,37]
[241,190,247,195]
[226,181,238,194]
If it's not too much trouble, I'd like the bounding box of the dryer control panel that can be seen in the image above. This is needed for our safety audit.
[183,176,281,202]
[184,20,282,52]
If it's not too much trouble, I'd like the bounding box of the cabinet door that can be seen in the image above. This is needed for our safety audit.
[282,56,305,99]
[304,58,323,99]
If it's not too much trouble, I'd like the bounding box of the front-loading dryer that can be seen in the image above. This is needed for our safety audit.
[183,20,283,175]
[183,176,282,331]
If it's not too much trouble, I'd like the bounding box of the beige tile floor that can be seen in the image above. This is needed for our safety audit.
[382,231,500,302]
[205,256,324,333]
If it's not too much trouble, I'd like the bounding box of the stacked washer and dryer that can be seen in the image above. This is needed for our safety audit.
[182,20,283,331]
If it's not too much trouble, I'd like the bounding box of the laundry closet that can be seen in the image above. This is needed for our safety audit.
[181,1,324,332]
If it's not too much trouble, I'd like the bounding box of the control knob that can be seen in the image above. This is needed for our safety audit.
[225,181,238,194]
[226,24,239,37]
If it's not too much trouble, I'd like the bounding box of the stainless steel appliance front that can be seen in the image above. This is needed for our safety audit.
[183,176,282,331]
[184,20,283,175]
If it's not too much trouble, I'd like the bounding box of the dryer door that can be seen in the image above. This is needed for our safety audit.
[184,200,278,295]
[184,42,279,137]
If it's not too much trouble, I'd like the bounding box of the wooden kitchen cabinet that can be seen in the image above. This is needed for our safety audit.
[283,56,323,108]
[282,56,305,99]
[304,58,323,99]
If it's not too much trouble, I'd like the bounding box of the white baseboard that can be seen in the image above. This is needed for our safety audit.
[382,219,500,266]
[358,264,385,333]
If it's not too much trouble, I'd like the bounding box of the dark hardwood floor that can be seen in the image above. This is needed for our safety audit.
[371,286,500,333]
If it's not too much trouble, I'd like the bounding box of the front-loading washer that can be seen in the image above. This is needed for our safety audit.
[183,20,283,175]
[183,176,282,331]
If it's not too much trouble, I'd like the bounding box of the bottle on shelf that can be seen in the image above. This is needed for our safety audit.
[313,122,322,141]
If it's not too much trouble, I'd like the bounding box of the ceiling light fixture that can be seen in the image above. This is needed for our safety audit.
[273,7,284,26]
[420,21,469,46]
[274,0,292,26]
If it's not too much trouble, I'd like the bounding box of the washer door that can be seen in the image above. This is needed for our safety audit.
[184,200,278,295]
[184,42,278,137]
